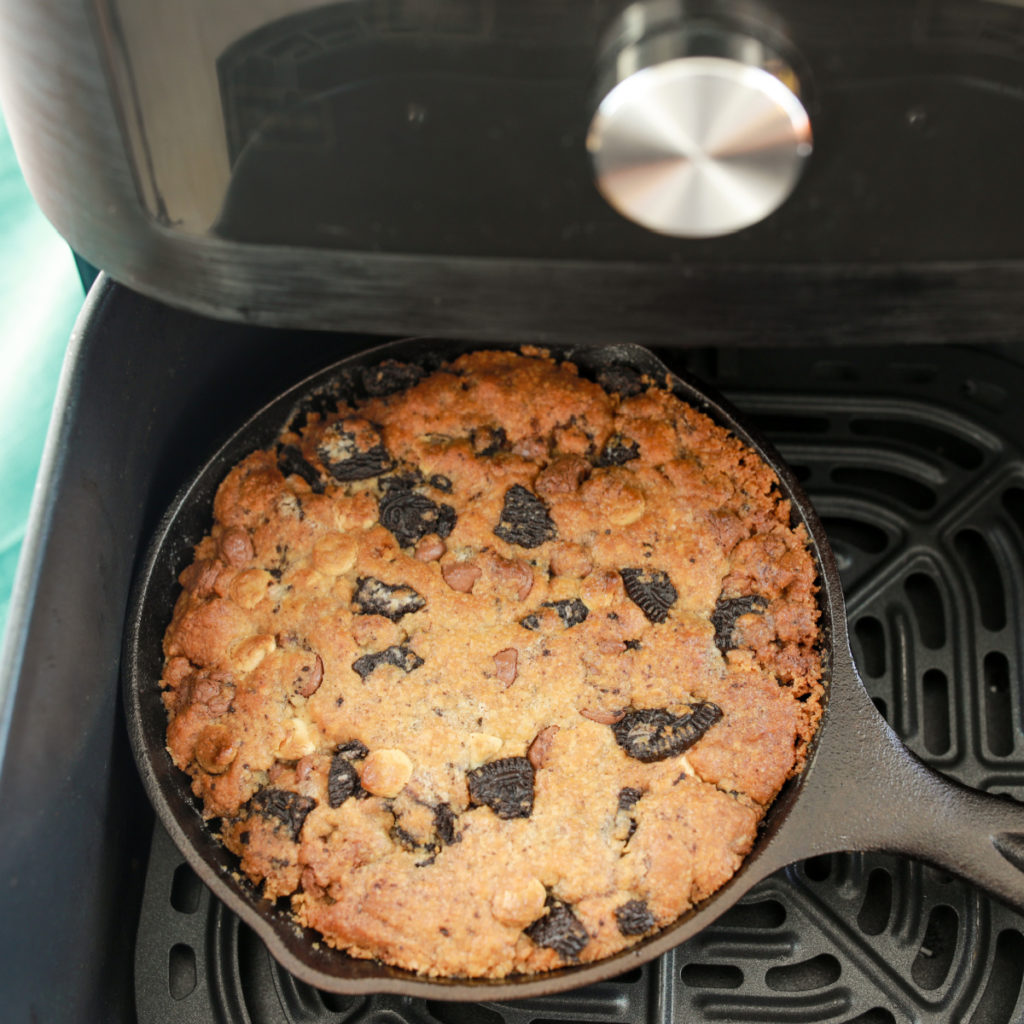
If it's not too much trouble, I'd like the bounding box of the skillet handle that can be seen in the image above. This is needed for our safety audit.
[775,648,1024,915]
[866,745,1024,914]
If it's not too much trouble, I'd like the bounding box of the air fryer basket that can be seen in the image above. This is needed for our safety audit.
[123,339,1024,1001]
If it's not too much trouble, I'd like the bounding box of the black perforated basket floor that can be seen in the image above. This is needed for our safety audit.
[134,343,1024,1024]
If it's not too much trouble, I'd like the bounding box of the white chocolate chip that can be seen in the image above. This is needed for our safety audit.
[608,488,645,527]
[360,749,413,797]
[491,877,547,928]
[232,633,276,673]
[229,568,272,610]
[278,717,317,760]
[466,732,503,767]
[312,532,358,575]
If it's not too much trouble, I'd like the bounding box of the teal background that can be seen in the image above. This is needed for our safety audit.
[0,112,85,650]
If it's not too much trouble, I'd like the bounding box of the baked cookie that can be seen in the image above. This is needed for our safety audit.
[160,348,824,978]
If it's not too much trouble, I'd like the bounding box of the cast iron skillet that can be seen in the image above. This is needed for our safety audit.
[124,338,1024,1001]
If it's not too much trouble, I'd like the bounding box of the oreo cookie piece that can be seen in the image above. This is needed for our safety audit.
[466,757,535,819]
[615,899,656,936]
[336,739,369,760]
[611,703,723,762]
[390,822,434,856]
[595,434,640,467]
[617,786,643,811]
[471,425,509,457]
[352,645,424,679]
[327,741,370,807]
[327,758,363,807]
[712,594,768,652]
[545,598,589,628]
[276,444,326,493]
[353,577,426,622]
[360,359,425,397]
[596,364,646,398]
[287,389,341,434]
[379,469,424,492]
[248,788,317,841]
[379,489,457,548]
[494,485,557,549]
[317,421,394,481]
[433,803,461,846]
[620,569,678,624]
[520,599,589,631]
[524,896,590,959]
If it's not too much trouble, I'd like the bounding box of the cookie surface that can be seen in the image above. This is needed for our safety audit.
[160,348,824,978]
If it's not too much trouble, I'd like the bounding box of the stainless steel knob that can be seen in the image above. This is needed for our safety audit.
[587,18,812,238]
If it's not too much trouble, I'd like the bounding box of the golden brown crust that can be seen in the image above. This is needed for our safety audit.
[160,349,824,978]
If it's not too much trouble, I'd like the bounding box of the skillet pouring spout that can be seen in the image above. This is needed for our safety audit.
[758,634,1024,915]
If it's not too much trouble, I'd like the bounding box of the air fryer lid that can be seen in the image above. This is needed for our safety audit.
[123,339,1024,1000]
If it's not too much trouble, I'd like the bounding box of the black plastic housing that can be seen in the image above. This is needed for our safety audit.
[3,0,1024,337]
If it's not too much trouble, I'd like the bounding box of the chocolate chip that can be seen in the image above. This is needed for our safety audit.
[336,739,369,760]
[442,562,481,593]
[493,648,518,687]
[579,707,627,725]
[195,724,237,775]
[544,598,589,628]
[595,434,640,467]
[611,703,723,762]
[596,364,646,398]
[219,527,254,567]
[535,456,590,497]
[494,485,557,549]
[620,569,677,624]
[429,474,453,493]
[379,488,457,547]
[317,422,394,481]
[624,639,642,650]
[360,359,425,397]
[180,559,220,597]
[287,390,340,434]
[352,645,424,679]
[276,444,326,493]
[295,654,324,697]
[248,788,317,841]
[618,786,643,810]
[520,614,541,631]
[524,896,589,959]
[711,594,768,652]
[466,757,534,819]
[492,554,534,601]
[353,577,426,622]
[415,535,446,561]
[615,899,656,936]
[433,803,461,845]
[528,725,559,770]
